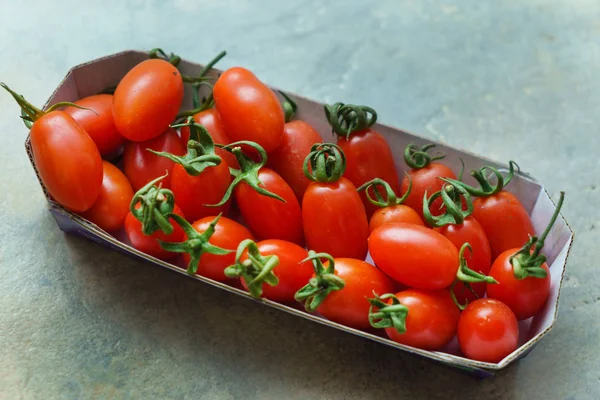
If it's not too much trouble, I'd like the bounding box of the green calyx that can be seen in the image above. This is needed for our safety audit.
[149,118,222,177]
[2,82,95,129]
[510,191,565,280]
[358,177,411,208]
[450,243,498,310]
[367,292,409,334]
[324,102,377,139]
[148,48,227,84]
[210,141,285,207]
[403,143,445,170]
[423,182,473,227]
[279,91,297,123]
[303,143,346,183]
[445,161,520,197]
[158,213,233,275]
[294,251,345,312]
[224,239,280,298]
[130,173,177,236]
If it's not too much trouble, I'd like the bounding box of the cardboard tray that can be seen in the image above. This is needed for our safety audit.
[24,50,574,379]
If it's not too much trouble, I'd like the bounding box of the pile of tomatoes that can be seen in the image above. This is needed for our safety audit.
[3,49,566,364]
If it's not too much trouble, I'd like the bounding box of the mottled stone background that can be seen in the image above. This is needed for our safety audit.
[0,0,598,399]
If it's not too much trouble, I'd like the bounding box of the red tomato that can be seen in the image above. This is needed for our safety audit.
[268,120,323,200]
[235,168,304,244]
[401,162,456,219]
[125,204,186,261]
[184,216,254,282]
[8,86,104,212]
[309,258,394,330]
[486,249,550,320]
[179,108,239,169]
[374,290,460,350]
[435,217,492,304]
[123,128,186,191]
[80,162,133,232]
[213,67,284,152]
[338,129,400,217]
[113,59,184,142]
[171,160,232,223]
[368,223,458,290]
[237,240,313,303]
[64,94,124,156]
[473,192,534,260]
[303,178,369,259]
[457,298,519,363]
[369,205,424,232]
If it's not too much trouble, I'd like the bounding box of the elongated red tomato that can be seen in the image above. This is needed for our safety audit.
[372,290,460,350]
[125,204,186,261]
[236,240,313,303]
[179,108,239,169]
[303,178,369,259]
[172,162,232,222]
[183,216,254,282]
[402,152,456,219]
[297,255,394,330]
[5,85,105,212]
[64,94,125,156]
[369,223,458,290]
[213,67,284,152]
[325,103,399,217]
[370,205,423,232]
[473,192,534,260]
[236,168,303,244]
[268,120,323,200]
[123,128,185,191]
[80,162,133,232]
[487,249,550,320]
[113,59,184,142]
[457,298,519,362]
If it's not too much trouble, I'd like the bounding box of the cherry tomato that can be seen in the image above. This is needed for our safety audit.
[268,120,323,200]
[113,59,184,142]
[3,83,104,212]
[372,290,460,350]
[184,216,254,282]
[64,94,125,156]
[125,204,186,261]
[213,67,284,152]
[297,255,394,330]
[303,178,369,259]
[457,298,519,363]
[338,129,400,217]
[473,192,534,260]
[80,162,133,232]
[436,217,491,303]
[123,128,185,191]
[324,103,399,217]
[402,165,456,220]
[368,223,458,290]
[235,240,313,303]
[486,249,550,320]
[369,205,423,232]
[179,108,239,169]
[236,168,303,244]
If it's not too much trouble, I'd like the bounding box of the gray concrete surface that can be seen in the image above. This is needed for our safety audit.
[0,0,598,398]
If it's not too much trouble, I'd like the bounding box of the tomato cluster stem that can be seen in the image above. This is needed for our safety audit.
[130,173,177,235]
[510,191,565,280]
[367,292,409,334]
[446,161,520,197]
[224,239,280,298]
[423,182,473,227]
[450,243,498,310]
[324,102,377,139]
[303,143,346,183]
[358,177,411,208]
[294,251,345,312]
